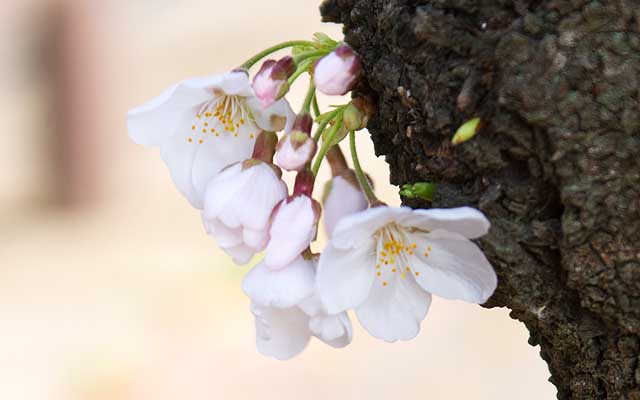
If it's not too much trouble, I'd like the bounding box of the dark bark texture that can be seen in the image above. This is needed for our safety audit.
[320,0,640,398]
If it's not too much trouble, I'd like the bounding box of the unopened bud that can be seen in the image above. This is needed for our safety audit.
[351,96,376,128]
[343,103,364,131]
[253,56,295,108]
[275,113,316,171]
[313,44,362,96]
[292,113,313,135]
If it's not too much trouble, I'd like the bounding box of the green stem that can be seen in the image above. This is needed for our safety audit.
[240,40,313,69]
[287,59,313,86]
[292,50,327,65]
[312,95,321,118]
[300,84,316,114]
[312,118,330,142]
[311,118,342,176]
[349,130,378,204]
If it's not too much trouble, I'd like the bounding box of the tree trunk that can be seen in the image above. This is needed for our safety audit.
[320,1,640,398]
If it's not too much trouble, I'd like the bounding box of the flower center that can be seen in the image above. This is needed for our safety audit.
[373,223,431,287]
[184,94,257,144]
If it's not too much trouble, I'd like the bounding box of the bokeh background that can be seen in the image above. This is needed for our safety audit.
[0,0,557,399]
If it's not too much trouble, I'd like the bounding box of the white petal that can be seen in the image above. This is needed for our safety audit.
[409,207,490,239]
[190,130,254,205]
[309,312,353,348]
[251,303,311,361]
[247,96,295,132]
[331,207,411,250]
[203,218,243,248]
[242,227,269,250]
[214,71,253,97]
[323,176,368,238]
[127,75,222,147]
[411,229,497,303]
[235,164,288,231]
[129,72,266,209]
[159,132,201,208]
[265,196,317,270]
[223,243,255,265]
[242,257,315,308]
[316,242,377,314]
[297,292,323,317]
[203,162,287,232]
[356,275,432,342]
[202,163,245,222]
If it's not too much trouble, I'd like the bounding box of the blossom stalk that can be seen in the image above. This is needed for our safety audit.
[240,40,313,69]
[349,130,379,205]
[252,131,278,163]
[311,115,343,176]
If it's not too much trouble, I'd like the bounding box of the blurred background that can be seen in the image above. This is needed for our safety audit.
[0,0,556,399]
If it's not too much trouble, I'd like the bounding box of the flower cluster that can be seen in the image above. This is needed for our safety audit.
[128,34,497,360]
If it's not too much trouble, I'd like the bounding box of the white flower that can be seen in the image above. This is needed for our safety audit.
[265,195,320,269]
[298,293,352,349]
[323,174,368,238]
[128,70,294,209]
[202,160,287,265]
[244,258,352,360]
[250,303,311,360]
[317,206,497,342]
[242,256,316,308]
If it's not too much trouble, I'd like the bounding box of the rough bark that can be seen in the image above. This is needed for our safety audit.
[320,1,640,398]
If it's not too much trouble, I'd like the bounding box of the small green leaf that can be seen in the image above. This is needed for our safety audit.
[399,190,416,199]
[452,117,482,145]
[312,32,339,50]
[315,108,341,123]
[399,182,437,201]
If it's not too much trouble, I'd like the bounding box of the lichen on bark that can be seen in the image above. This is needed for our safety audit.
[320,0,640,398]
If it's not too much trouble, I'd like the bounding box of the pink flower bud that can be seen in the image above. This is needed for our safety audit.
[313,45,362,96]
[253,56,295,108]
[275,114,316,171]
[265,194,321,270]
[265,172,321,270]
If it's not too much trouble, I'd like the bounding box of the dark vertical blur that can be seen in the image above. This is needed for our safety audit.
[45,0,105,208]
